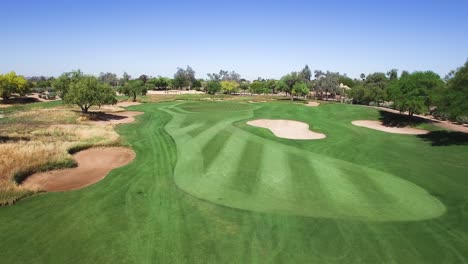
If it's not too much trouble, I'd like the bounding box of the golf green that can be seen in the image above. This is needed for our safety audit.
[0,101,467,263]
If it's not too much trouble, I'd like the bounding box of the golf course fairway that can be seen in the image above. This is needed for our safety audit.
[1,101,467,263]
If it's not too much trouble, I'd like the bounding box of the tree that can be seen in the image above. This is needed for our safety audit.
[292,81,309,98]
[139,74,149,84]
[299,65,312,82]
[360,73,366,81]
[387,69,399,82]
[173,66,196,89]
[389,71,444,116]
[364,72,389,105]
[264,79,277,94]
[0,72,28,100]
[121,72,131,85]
[98,72,119,86]
[53,70,84,98]
[192,79,203,90]
[206,81,221,95]
[119,79,147,102]
[64,76,117,113]
[434,61,468,121]
[314,71,340,100]
[150,77,172,90]
[338,75,356,88]
[281,72,300,99]
[249,81,267,95]
[400,70,410,78]
[275,80,288,94]
[239,80,250,95]
[220,80,239,94]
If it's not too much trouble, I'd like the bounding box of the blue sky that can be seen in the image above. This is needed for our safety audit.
[1,0,467,80]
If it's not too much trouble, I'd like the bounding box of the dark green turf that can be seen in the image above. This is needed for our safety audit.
[0,101,467,263]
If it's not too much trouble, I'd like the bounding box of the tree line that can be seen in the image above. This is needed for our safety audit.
[1,60,467,121]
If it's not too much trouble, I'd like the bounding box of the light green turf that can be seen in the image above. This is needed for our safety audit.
[166,102,444,221]
[0,100,467,263]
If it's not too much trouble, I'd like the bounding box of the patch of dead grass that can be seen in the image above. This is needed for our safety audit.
[0,105,129,205]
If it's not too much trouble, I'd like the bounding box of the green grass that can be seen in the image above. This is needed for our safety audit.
[0,101,467,263]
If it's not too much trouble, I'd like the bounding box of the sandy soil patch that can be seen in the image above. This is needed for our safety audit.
[21,147,135,192]
[306,101,320,107]
[88,111,144,125]
[116,101,141,107]
[352,120,429,135]
[247,119,326,140]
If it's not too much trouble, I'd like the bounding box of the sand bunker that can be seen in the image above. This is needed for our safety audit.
[116,101,141,107]
[247,119,326,140]
[352,120,429,135]
[306,101,320,107]
[90,111,144,125]
[21,147,135,192]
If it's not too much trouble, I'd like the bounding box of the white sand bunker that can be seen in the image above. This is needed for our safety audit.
[247,119,326,140]
[305,101,320,107]
[352,120,429,135]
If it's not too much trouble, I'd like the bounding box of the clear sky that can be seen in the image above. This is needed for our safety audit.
[1,0,467,80]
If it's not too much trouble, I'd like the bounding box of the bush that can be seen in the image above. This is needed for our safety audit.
[46,92,56,100]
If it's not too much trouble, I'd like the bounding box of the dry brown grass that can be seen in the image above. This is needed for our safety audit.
[0,105,125,205]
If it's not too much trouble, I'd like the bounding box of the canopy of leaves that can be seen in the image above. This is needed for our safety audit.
[53,70,84,98]
[249,81,268,94]
[338,75,356,88]
[64,76,117,113]
[220,80,239,94]
[299,65,312,82]
[119,79,147,101]
[275,80,288,93]
[98,72,119,86]
[314,71,340,99]
[0,71,28,100]
[348,72,389,104]
[206,81,221,95]
[435,61,468,121]
[173,66,196,89]
[292,81,309,97]
[147,77,172,90]
[389,71,444,116]
[281,72,300,95]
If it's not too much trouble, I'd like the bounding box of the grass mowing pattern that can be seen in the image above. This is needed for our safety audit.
[0,101,467,263]
[168,102,445,221]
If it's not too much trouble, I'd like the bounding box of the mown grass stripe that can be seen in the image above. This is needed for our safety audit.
[201,129,234,171]
[229,140,264,194]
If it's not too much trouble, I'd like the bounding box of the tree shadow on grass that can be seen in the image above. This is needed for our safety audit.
[417,131,468,146]
[0,97,40,105]
[74,111,128,122]
[378,110,429,127]
[0,135,30,143]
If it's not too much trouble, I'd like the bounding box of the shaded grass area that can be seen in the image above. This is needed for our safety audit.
[418,131,468,146]
[378,110,429,127]
[0,101,467,263]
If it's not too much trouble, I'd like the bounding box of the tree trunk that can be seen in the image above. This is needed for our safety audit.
[133,93,137,102]
[80,105,89,114]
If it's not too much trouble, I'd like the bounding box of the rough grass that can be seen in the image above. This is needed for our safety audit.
[0,104,125,205]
